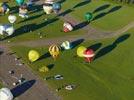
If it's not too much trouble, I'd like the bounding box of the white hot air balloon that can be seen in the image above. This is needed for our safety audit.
[8,15,17,24]
[0,24,14,36]
[0,88,13,100]
[43,0,55,14]
[61,41,71,50]
[63,22,73,32]
[0,25,5,35]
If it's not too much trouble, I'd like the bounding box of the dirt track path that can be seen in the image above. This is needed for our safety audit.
[6,21,134,47]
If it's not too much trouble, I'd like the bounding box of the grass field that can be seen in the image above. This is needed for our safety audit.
[1,0,134,99]
[0,83,3,88]
[10,28,134,100]
[62,0,134,31]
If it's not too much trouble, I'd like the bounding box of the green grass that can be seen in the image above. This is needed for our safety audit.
[0,83,3,88]
[10,28,134,100]
[62,0,134,31]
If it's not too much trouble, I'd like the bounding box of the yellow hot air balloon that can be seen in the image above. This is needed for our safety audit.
[77,46,87,57]
[28,50,40,62]
[49,45,60,59]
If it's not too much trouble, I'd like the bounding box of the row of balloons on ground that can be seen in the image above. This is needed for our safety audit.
[0,12,92,36]
[29,41,95,63]
[1,0,93,19]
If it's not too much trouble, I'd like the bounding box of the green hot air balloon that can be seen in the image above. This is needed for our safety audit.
[85,12,93,22]
[16,0,25,6]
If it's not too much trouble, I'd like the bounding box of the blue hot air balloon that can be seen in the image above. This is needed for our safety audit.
[52,2,61,10]
[16,0,25,6]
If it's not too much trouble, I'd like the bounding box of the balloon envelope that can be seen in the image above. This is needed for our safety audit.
[63,22,73,32]
[49,45,60,59]
[52,2,61,10]
[83,49,95,58]
[43,4,53,14]
[61,41,71,50]
[77,46,87,57]
[28,50,40,62]
[0,88,13,100]
[85,12,93,21]
[8,15,17,24]
[16,0,25,5]
[0,25,14,36]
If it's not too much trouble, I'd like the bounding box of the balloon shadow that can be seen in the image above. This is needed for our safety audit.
[47,64,54,70]
[18,13,44,23]
[29,4,43,14]
[93,5,122,21]
[57,0,66,4]
[10,6,19,14]
[73,21,89,31]
[71,38,85,49]
[38,52,51,61]
[11,80,36,98]
[2,17,59,40]
[94,34,130,60]
[93,4,110,13]
[57,9,73,17]
[87,43,102,51]
[73,0,91,9]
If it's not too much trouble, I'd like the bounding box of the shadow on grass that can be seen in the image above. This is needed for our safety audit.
[87,43,102,51]
[93,5,122,21]
[47,64,54,70]
[38,52,51,61]
[57,0,66,4]
[94,34,130,60]
[11,80,36,98]
[73,0,91,9]
[29,4,43,14]
[71,38,85,49]
[57,9,73,16]
[73,21,89,31]
[10,6,19,14]
[93,4,110,13]
[18,13,44,23]
[2,17,59,40]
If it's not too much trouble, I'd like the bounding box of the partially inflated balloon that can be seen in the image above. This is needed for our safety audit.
[77,46,87,57]
[85,12,93,22]
[16,0,25,5]
[61,41,71,50]
[0,88,13,100]
[28,50,40,62]
[52,2,61,10]
[8,15,17,24]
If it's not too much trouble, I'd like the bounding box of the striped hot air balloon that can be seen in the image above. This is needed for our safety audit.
[49,45,60,59]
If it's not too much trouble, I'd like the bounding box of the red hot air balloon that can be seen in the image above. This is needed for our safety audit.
[83,49,95,63]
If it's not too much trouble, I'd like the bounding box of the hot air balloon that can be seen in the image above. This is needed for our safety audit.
[16,0,25,6]
[28,50,40,62]
[85,12,93,22]
[0,2,10,14]
[52,2,61,13]
[63,22,73,32]
[83,49,95,63]
[61,41,71,50]
[0,24,14,36]
[8,15,17,24]
[43,3,53,14]
[19,5,28,18]
[0,88,13,100]
[77,46,87,57]
[49,45,60,59]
